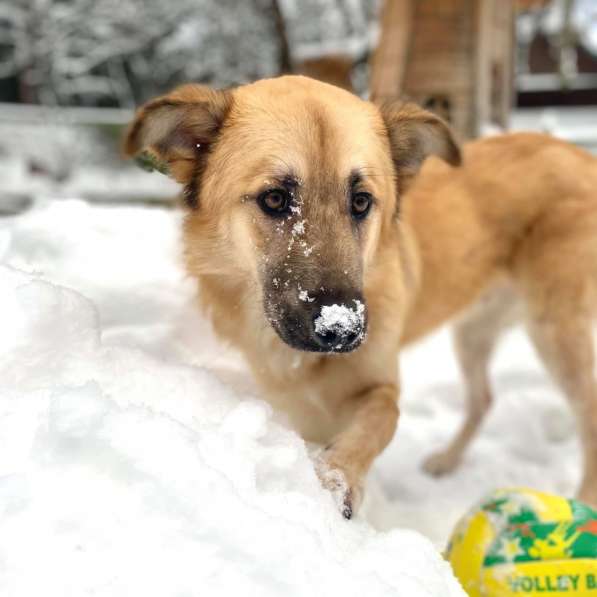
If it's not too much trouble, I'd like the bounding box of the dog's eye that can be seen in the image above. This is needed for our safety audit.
[351,192,372,220]
[258,188,290,216]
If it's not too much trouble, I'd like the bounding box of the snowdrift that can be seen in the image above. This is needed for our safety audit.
[0,200,464,596]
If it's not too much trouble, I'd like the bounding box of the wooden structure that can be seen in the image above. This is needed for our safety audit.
[370,0,515,139]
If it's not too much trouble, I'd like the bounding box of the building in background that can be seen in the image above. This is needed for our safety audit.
[517,0,597,106]
[0,0,596,212]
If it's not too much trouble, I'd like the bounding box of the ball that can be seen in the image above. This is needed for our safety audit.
[446,488,597,596]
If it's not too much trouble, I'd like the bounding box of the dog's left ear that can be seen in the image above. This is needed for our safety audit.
[379,101,461,191]
[123,84,232,193]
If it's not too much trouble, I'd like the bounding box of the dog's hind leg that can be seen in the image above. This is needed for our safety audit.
[525,311,597,505]
[423,282,520,476]
[515,208,597,504]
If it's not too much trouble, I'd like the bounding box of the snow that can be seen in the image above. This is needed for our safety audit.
[367,332,580,542]
[298,287,315,303]
[511,107,597,155]
[314,301,366,341]
[0,199,464,596]
[292,220,306,236]
[517,0,597,56]
[279,0,379,62]
[538,0,597,56]
[3,0,380,107]
[0,121,179,206]
[0,195,584,595]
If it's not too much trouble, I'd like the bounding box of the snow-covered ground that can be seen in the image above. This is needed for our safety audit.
[0,197,582,596]
[0,120,179,211]
[0,198,469,596]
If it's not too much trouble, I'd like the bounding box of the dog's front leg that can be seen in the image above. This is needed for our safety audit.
[318,383,399,519]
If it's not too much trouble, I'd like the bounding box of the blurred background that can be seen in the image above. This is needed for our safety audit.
[0,0,596,215]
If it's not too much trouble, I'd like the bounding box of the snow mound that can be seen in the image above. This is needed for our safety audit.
[0,201,464,596]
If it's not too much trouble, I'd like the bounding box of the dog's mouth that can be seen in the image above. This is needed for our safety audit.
[265,298,367,354]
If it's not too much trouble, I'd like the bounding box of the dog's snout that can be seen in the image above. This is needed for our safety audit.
[265,283,367,353]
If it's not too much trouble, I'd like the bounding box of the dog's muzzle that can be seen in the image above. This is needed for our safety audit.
[268,291,367,353]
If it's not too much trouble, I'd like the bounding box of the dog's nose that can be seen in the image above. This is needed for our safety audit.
[311,299,366,352]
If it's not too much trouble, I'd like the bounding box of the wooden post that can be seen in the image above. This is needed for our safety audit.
[369,0,414,102]
[370,0,515,139]
[474,0,493,136]
[475,0,515,134]
[496,0,515,130]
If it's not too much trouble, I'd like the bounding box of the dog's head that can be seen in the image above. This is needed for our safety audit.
[124,76,460,353]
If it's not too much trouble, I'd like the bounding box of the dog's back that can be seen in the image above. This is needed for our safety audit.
[402,132,597,503]
[401,132,597,344]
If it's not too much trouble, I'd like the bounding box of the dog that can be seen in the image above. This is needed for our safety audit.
[124,75,597,518]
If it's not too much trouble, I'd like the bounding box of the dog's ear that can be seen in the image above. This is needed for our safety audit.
[379,101,461,192]
[123,84,232,202]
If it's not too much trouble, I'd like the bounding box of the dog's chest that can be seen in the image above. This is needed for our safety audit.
[243,338,346,443]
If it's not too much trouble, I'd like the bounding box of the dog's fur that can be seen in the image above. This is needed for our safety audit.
[125,75,597,517]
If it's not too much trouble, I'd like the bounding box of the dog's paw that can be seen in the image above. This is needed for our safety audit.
[315,452,363,519]
[422,450,460,477]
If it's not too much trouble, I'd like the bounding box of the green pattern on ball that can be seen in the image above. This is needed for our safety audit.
[480,493,597,567]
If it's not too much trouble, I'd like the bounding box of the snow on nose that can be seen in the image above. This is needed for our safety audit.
[313,300,366,350]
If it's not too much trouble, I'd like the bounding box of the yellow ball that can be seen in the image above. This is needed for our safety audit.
[446,488,597,596]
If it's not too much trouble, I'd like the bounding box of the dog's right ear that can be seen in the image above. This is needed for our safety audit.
[123,84,232,201]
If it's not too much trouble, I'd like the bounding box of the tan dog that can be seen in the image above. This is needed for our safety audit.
[125,75,597,517]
